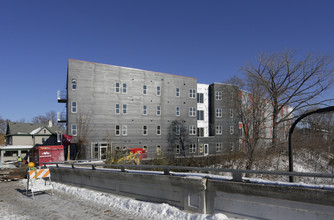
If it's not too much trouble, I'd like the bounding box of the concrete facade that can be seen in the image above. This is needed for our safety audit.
[208,83,240,152]
[65,59,198,159]
[59,60,292,160]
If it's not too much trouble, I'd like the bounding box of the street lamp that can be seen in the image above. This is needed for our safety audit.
[288,106,334,182]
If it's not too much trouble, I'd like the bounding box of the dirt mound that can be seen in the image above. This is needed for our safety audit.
[0,163,28,181]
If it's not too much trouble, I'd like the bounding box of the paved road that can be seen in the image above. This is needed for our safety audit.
[0,180,146,220]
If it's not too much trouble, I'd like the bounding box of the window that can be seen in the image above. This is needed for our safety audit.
[122,104,127,114]
[122,83,127,93]
[71,101,77,113]
[197,93,204,103]
[115,104,120,114]
[115,125,120,136]
[143,105,147,115]
[216,125,222,135]
[156,105,161,116]
[71,124,77,136]
[176,88,180,97]
[197,110,204,120]
[157,86,161,96]
[156,125,161,135]
[176,144,180,154]
[189,125,196,135]
[216,108,222,117]
[216,91,222,100]
[115,82,120,93]
[216,143,222,152]
[143,85,147,94]
[189,89,196,98]
[176,106,180,116]
[230,126,234,135]
[230,109,233,118]
[189,144,196,153]
[156,145,161,156]
[197,128,204,137]
[189,107,196,117]
[143,125,148,135]
[175,125,180,135]
[42,137,47,143]
[122,125,127,136]
[72,79,77,90]
[230,142,234,151]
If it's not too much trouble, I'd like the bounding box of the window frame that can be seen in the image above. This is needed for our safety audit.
[72,79,77,90]
[122,83,127,94]
[216,143,223,152]
[143,125,148,135]
[175,125,180,135]
[189,125,196,135]
[122,125,127,136]
[71,124,77,136]
[197,110,204,120]
[189,89,196,98]
[176,144,180,155]
[157,86,161,96]
[216,108,222,117]
[143,105,147,115]
[189,107,196,117]
[230,125,234,135]
[115,125,120,136]
[71,101,77,113]
[189,144,196,153]
[176,88,180,97]
[216,125,222,135]
[115,82,120,93]
[176,106,180,116]
[156,145,161,156]
[156,125,161,135]
[115,104,120,114]
[122,104,127,114]
[143,85,147,95]
[216,91,222,100]
[197,93,204,103]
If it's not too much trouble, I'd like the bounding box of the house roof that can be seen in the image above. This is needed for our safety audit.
[6,121,59,136]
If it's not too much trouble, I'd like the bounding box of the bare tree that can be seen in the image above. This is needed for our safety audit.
[75,114,91,160]
[226,76,269,171]
[240,86,270,171]
[167,120,189,158]
[224,75,246,90]
[32,111,65,131]
[0,116,6,134]
[32,112,54,124]
[243,49,334,149]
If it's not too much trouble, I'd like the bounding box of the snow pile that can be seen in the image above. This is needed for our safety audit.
[22,179,231,220]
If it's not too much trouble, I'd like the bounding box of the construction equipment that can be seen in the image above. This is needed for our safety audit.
[112,148,146,165]
[29,145,65,166]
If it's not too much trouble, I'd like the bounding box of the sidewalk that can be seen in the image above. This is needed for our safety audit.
[0,181,143,220]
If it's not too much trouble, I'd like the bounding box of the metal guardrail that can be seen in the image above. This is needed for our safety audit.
[45,162,334,183]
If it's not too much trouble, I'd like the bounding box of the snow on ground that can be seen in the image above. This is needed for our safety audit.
[13,179,231,220]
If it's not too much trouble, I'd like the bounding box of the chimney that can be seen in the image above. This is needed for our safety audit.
[48,120,53,127]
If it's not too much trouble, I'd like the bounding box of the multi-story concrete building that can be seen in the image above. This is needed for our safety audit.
[57,60,246,160]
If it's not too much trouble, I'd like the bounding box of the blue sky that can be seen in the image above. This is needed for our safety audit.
[1,0,334,122]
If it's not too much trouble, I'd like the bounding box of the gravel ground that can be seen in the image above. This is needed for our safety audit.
[0,180,147,220]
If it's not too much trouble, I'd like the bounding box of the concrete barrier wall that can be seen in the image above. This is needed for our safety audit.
[50,167,334,218]
[50,167,210,213]
[208,179,334,219]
